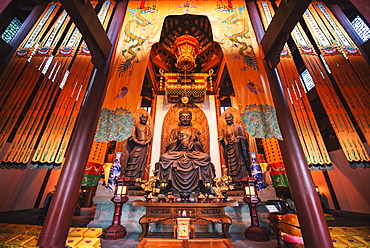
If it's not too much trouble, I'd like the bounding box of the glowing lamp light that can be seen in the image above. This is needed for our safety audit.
[243,178,258,203]
[204,182,211,188]
[114,182,128,201]
[160,181,168,188]
[173,34,200,72]
[181,96,189,104]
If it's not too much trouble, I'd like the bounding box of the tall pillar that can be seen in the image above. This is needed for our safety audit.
[37,1,128,247]
[83,186,98,208]
[0,0,11,15]
[350,0,370,23]
[246,1,334,247]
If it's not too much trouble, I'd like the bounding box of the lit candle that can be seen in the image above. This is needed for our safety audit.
[244,186,250,195]
[116,185,123,195]
[250,186,255,196]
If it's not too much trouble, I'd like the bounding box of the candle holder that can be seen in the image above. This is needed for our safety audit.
[212,174,234,203]
[102,176,131,240]
[167,192,175,203]
[241,176,270,242]
[197,192,206,203]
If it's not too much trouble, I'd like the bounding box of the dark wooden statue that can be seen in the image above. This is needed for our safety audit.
[155,106,215,193]
[218,108,251,182]
[126,110,153,179]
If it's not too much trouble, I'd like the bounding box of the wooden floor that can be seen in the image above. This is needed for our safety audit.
[138,238,234,248]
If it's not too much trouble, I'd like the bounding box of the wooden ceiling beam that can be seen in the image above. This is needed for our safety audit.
[261,0,311,68]
[150,53,171,72]
[201,55,221,73]
[146,59,159,93]
[60,0,111,68]
[213,57,226,94]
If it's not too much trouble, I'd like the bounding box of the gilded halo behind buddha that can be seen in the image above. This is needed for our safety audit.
[155,103,215,194]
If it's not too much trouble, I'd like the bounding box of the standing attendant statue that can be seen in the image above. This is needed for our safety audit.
[126,113,153,179]
[218,111,251,182]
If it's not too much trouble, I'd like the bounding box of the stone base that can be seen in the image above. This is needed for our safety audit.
[79,207,94,219]
[88,184,276,235]
[245,226,270,242]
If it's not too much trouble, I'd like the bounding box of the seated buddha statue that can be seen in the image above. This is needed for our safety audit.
[155,109,215,193]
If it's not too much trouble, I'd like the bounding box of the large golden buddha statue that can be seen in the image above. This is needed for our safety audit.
[155,108,215,193]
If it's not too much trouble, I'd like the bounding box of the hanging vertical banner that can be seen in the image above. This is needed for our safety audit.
[0,2,62,154]
[95,0,282,147]
[82,162,104,187]
[257,0,332,170]
[1,8,74,170]
[309,2,370,147]
[210,1,282,140]
[313,2,370,85]
[0,1,115,170]
[261,138,289,187]
[29,0,115,170]
[288,3,370,168]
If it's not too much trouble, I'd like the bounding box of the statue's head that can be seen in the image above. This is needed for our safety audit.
[139,113,148,124]
[225,112,234,125]
[179,109,192,126]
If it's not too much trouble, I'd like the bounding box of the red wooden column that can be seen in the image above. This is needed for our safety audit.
[37,1,129,247]
[349,0,370,23]
[0,0,11,15]
[246,1,334,248]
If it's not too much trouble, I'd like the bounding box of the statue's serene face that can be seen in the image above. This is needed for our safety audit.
[179,113,192,126]
[225,113,234,125]
[140,114,148,124]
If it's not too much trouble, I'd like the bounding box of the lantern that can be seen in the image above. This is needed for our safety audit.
[173,34,200,72]
[241,176,270,242]
[102,176,131,240]
[243,177,259,204]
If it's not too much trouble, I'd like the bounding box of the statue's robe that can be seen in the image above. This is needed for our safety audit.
[126,123,152,178]
[219,123,250,181]
[155,125,215,192]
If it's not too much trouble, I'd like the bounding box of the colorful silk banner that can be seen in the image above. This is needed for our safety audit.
[0,2,62,157]
[30,0,114,170]
[268,162,290,188]
[261,138,289,187]
[309,2,370,147]
[0,1,115,170]
[81,162,103,187]
[257,0,332,170]
[299,2,370,168]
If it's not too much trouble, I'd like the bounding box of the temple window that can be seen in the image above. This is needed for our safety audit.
[141,106,151,114]
[300,69,315,92]
[1,17,22,43]
[351,15,370,42]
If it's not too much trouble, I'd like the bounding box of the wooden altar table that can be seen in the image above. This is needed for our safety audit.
[132,201,238,239]
[138,238,234,247]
